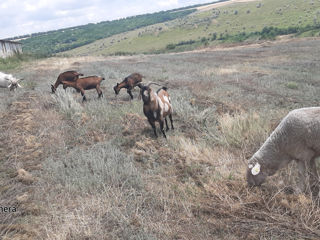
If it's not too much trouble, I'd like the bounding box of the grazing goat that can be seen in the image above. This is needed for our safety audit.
[247,107,320,193]
[138,83,174,138]
[0,72,23,91]
[51,71,83,93]
[114,72,144,99]
[61,76,105,102]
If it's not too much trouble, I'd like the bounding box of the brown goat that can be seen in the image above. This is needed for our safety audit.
[138,83,174,138]
[51,71,83,93]
[61,76,104,102]
[114,73,144,99]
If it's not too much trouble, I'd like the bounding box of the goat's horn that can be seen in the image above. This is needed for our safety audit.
[147,82,162,87]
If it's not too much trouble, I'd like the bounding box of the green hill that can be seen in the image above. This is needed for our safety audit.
[63,0,320,56]
[17,8,197,55]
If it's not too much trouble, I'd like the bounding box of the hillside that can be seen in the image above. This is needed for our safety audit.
[1,37,320,239]
[63,0,320,56]
[17,8,197,55]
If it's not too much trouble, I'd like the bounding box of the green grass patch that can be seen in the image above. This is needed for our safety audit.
[0,53,40,71]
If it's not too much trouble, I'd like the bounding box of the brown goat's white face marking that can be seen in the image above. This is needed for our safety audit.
[153,111,157,118]
[143,90,149,97]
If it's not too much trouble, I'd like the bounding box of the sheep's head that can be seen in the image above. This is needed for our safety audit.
[246,159,268,187]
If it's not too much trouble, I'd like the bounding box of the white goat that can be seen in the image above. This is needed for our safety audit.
[0,72,23,91]
[247,107,320,193]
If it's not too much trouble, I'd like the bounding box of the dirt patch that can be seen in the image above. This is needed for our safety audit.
[0,92,45,239]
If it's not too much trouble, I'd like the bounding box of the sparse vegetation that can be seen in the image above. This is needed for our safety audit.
[1,1,320,239]
[2,37,320,239]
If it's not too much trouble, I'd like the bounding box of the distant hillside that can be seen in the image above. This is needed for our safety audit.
[63,0,320,56]
[17,8,199,55]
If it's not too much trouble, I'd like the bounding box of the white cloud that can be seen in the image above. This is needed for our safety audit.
[157,0,179,7]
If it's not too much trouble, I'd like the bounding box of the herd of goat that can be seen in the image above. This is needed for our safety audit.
[1,70,319,194]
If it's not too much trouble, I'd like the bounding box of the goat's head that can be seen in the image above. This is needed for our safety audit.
[8,77,23,91]
[51,84,56,93]
[113,83,120,95]
[138,84,152,103]
[246,159,268,187]
[138,82,162,103]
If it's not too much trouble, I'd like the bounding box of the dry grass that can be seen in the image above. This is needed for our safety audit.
[1,37,320,239]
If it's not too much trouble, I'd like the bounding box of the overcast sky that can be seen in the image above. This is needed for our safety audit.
[0,0,218,39]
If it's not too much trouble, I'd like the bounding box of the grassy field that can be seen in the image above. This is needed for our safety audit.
[63,0,320,56]
[1,37,320,239]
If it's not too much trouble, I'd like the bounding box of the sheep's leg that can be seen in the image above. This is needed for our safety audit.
[169,114,174,130]
[148,119,157,137]
[159,120,167,138]
[309,157,319,193]
[297,160,308,193]
[127,89,133,100]
[165,118,169,131]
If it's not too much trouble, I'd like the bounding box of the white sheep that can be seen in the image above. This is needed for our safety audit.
[247,107,320,193]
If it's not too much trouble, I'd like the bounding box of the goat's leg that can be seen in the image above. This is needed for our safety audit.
[159,120,167,138]
[96,85,103,98]
[169,114,174,130]
[127,89,133,100]
[80,89,86,102]
[148,119,157,137]
[165,117,169,131]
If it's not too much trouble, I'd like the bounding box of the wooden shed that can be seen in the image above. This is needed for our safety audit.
[0,40,22,58]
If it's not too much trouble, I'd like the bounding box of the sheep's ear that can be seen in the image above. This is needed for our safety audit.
[17,83,22,88]
[251,163,261,175]
[8,84,12,89]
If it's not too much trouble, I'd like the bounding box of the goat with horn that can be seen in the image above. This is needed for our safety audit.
[0,72,24,91]
[138,82,174,138]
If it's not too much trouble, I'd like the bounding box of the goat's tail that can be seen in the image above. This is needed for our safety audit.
[101,77,105,81]
[78,73,84,76]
